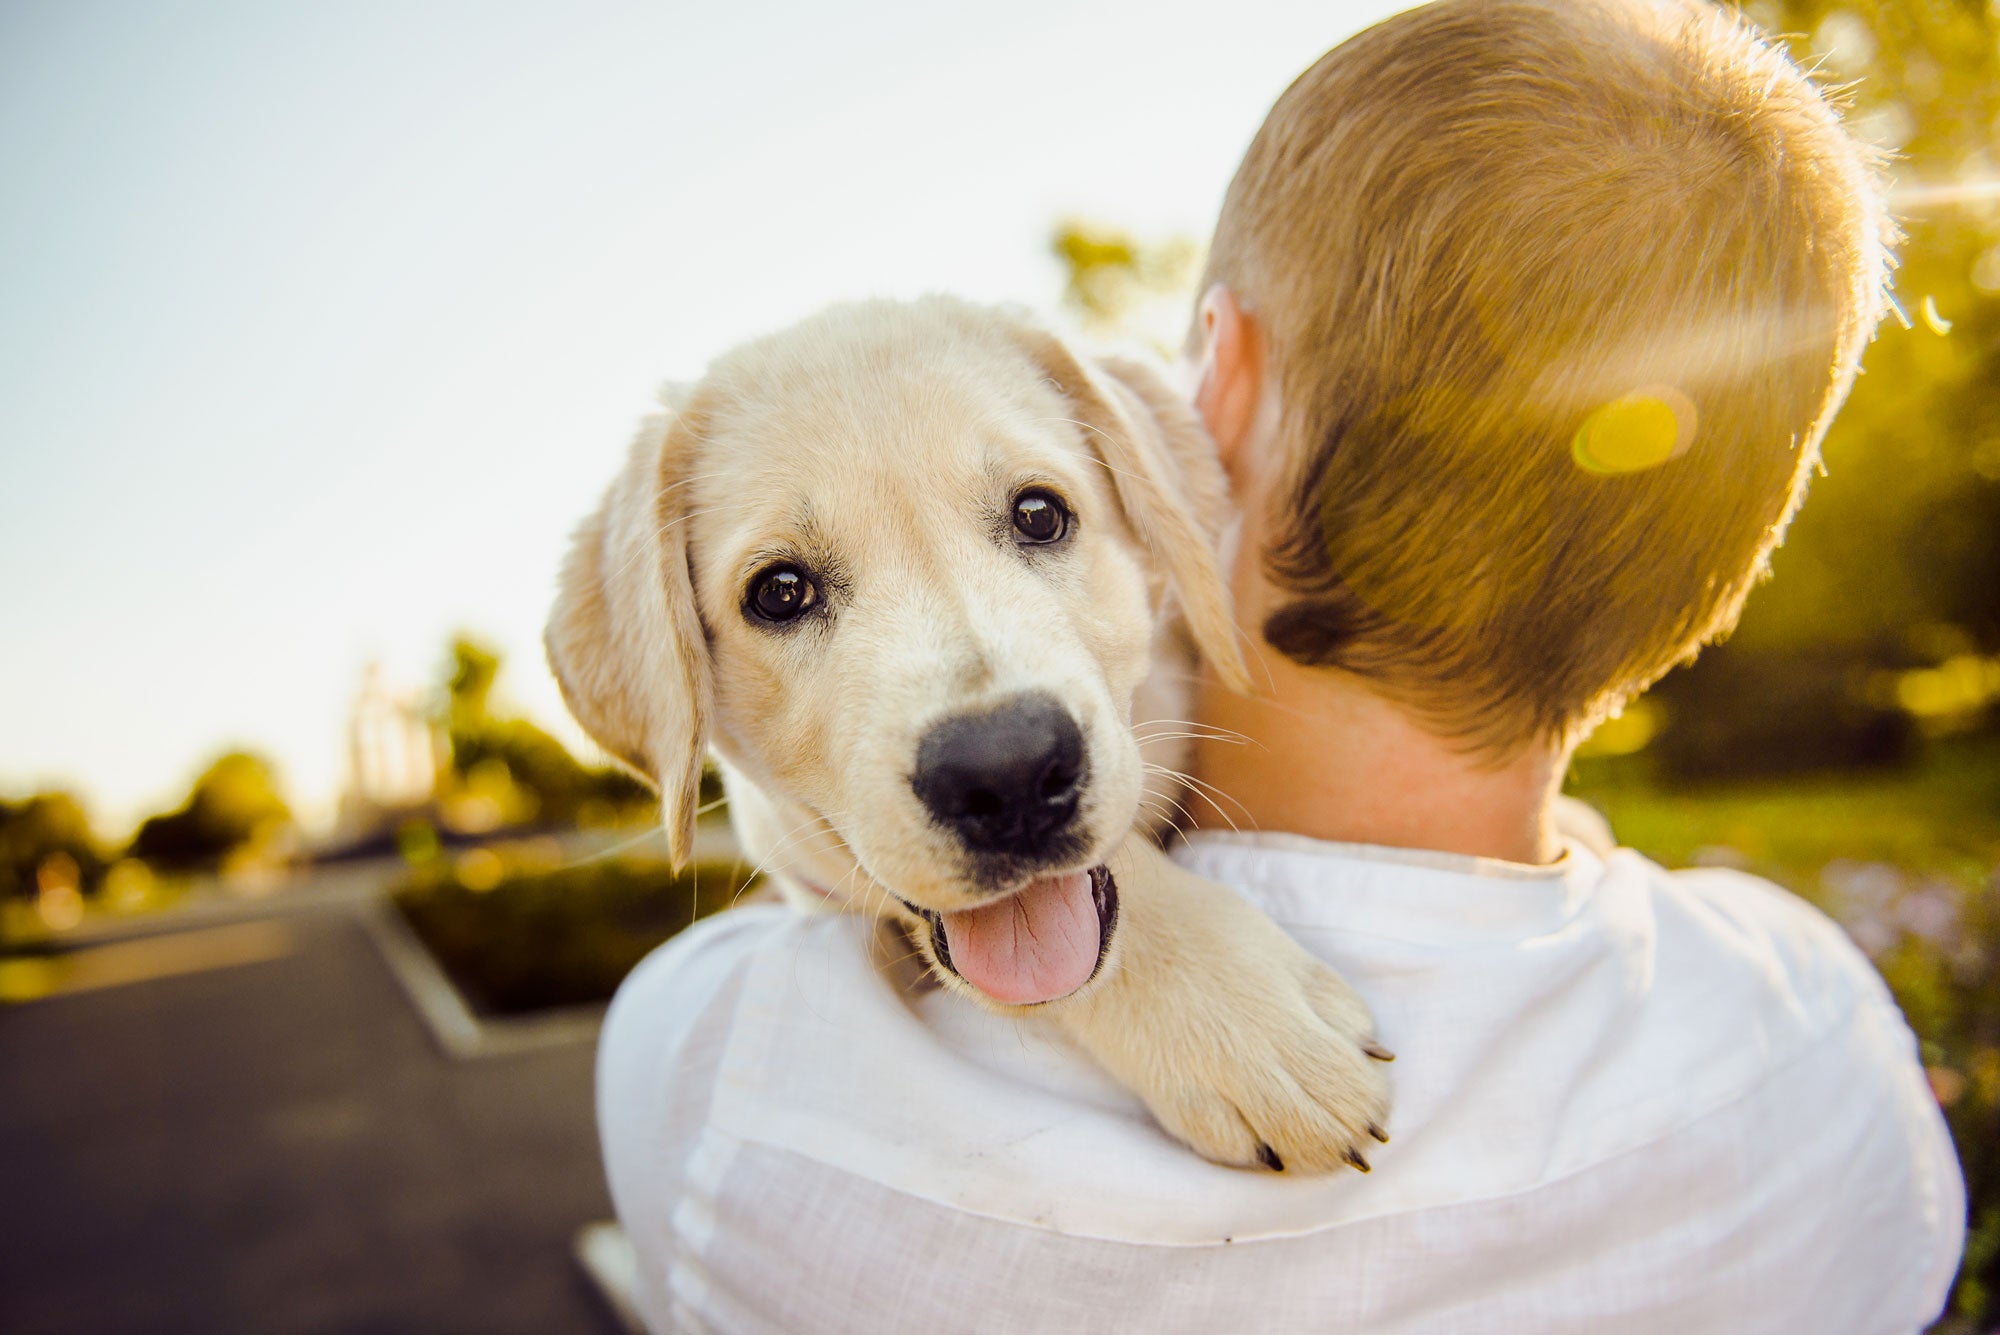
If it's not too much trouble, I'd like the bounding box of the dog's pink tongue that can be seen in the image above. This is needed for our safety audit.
[940,870,1098,1005]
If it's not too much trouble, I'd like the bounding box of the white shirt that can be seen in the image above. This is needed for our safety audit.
[597,833,1965,1334]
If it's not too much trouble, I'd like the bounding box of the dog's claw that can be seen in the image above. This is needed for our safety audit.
[1363,1040,1396,1062]
[1368,1122,1390,1144]
[1344,1148,1371,1173]
[1257,1143,1284,1172]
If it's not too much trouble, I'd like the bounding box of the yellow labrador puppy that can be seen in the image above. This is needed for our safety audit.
[546,296,1391,1172]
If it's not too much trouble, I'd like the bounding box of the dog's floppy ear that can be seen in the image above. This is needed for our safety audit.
[545,404,713,867]
[1010,325,1251,693]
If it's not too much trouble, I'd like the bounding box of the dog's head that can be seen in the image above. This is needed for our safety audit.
[547,298,1244,1001]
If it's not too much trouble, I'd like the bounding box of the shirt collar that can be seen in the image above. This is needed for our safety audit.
[1173,828,1605,942]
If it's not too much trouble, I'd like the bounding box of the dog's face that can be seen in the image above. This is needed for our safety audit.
[687,328,1158,908]
[547,299,1243,998]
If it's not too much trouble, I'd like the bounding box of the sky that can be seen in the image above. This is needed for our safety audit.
[0,0,1401,835]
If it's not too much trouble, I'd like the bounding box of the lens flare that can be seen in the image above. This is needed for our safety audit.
[1888,179,2000,211]
[1571,388,1695,476]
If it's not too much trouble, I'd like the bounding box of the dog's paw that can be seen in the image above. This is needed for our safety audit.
[1139,951,1393,1174]
[1050,838,1394,1174]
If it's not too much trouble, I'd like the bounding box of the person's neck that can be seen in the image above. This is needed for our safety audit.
[1187,653,1567,866]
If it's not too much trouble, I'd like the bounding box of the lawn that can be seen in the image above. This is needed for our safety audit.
[1568,732,2000,895]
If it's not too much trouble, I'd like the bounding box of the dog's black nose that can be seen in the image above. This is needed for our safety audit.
[911,693,1086,856]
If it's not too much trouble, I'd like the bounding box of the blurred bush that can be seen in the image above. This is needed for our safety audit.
[1848,857,2000,1329]
[0,792,104,901]
[1051,220,1202,353]
[434,637,658,835]
[1649,644,1915,781]
[126,751,293,876]
[391,848,751,1015]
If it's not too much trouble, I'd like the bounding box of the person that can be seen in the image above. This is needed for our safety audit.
[596,1,1966,1329]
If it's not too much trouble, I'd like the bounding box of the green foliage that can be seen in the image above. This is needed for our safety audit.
[1050,220,1203,351]
[391,852,749,1014]
[0,792,103,900]
[1649,644,1915,781]
[1648,0,2000,773]
[436,635,653,832]
[127,752,292,873]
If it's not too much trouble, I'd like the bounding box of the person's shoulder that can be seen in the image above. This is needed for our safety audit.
[1606,848,1942,1154]
[608,902,772,1031]
[602,901,863,1061]
[597,903,887,1223]
[1617,849,1966,1320]
[1623,850,1898,1023]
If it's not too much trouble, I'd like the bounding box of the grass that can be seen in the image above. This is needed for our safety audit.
[1567,731,2000,901]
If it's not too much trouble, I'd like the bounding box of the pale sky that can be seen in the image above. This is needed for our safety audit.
[0,0,1400,835]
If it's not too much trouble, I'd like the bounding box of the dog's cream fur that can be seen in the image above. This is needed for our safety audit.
[547,297,1390,1171]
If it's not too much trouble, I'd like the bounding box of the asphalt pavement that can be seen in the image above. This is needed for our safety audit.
[0,904,622,1335]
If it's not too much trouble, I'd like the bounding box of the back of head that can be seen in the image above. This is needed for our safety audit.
[1205,0,1891,750]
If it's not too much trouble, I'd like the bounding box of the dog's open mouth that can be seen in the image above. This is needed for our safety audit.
[912,865,1117,1006]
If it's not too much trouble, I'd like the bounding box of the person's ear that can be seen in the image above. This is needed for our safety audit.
[1191,284,1265,486]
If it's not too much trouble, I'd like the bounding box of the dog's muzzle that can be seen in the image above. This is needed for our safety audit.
[909,692,1089,863]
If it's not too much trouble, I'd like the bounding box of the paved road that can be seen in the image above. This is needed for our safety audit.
[0,908,621,1335]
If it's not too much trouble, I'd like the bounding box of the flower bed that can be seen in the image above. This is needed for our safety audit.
[390,852,755,1016]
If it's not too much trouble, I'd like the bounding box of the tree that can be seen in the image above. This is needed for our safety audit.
[435,636,653,831]
[127,752,293,873]
[0,792,103,900]
[1050,220,1202,353]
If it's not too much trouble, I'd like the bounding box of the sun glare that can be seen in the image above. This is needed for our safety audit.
[1571,387,1695,476]
[1888,178,2000,210]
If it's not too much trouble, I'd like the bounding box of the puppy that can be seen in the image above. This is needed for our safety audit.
[547,296,1391,1172]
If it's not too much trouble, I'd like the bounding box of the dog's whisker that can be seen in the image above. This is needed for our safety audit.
[1132,717,1257,747]
[1139,781,1205,834]
[745,827,851,890]
[654,500,750,533]
[731,811,852,900]
[548,823,667,873]
[1144,761,1245,824]
[597,500,749,586]
[654,469,731,498]
[1132,730,1250,751]
[1030,414,1117,448]
[1146,762,1257,834]
[817,858,874,914]
[1132,723,1247,742]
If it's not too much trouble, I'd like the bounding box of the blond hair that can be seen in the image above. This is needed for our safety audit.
[1204,0,1891,749]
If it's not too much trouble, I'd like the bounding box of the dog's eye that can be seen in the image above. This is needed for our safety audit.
[1011,489,1070,545]
[746,564,817,623]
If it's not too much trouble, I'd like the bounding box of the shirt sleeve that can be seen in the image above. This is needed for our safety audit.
[596,905,791,1332]
[1674,868,1968,1328]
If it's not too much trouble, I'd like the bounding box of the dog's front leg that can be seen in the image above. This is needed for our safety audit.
[1042,835,1393,1173]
